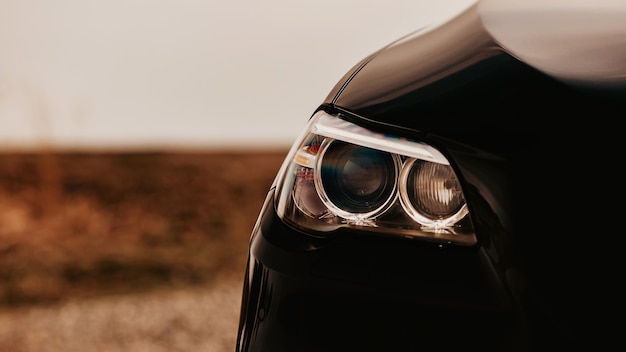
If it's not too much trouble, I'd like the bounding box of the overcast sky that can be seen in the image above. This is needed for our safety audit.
[0,0,475,150]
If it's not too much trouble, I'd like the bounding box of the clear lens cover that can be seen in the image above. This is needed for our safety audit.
[315,139,400,222]
[275,111,477,246]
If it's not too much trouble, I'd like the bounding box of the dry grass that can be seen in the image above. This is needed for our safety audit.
[0,150,287,308]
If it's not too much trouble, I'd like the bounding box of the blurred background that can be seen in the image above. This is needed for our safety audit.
[0,0,473,150]
[0,0,474,351]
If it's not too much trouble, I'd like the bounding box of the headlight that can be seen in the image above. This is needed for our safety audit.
[275,111,477,246]
[316,140,400,221]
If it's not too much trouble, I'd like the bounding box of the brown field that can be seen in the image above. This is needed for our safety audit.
[0,149,288,351]
[0,150,287,306]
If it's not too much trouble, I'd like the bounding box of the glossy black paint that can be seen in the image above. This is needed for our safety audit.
[324,5,625,158]
[236,3,623,351]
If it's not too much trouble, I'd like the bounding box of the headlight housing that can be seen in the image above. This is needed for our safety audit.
[275,111,476,246]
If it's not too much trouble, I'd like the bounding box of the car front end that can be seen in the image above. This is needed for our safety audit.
[236,1,626,351]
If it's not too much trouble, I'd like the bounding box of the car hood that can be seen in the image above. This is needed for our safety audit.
[323,0,626,155]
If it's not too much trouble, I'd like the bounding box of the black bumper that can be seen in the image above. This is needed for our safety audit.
[236,190,525,352]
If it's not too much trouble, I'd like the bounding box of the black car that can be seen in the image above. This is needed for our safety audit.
[235,1,625,351]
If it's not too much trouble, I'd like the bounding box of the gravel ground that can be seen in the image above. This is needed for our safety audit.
[0,277,243,352]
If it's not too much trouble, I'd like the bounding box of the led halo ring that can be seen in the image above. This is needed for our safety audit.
[314,138,401,222]
[398,158,469,228]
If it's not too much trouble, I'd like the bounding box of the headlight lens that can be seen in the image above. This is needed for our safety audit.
[276,111,476,246]
[316,140,400,221]
[399,158,469,228]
